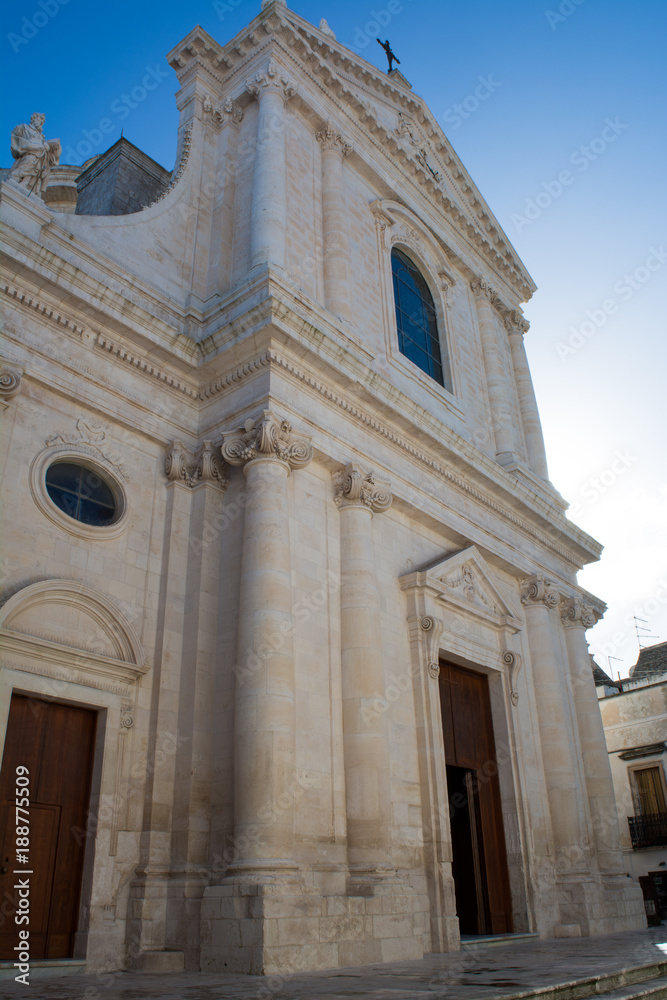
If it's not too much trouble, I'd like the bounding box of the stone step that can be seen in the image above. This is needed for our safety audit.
[461,932,540,950]
[495,961,667,1000]
[0,959,86,981]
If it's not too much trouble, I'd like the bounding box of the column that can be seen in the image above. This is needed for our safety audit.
[246,58,296,270]
[520,576,592,872]
[335,463,394,884]
[471,279,517,460]
[221,411,312,875]
[316,121,351,320]
[560,596,624,873]
[505,311,549,480]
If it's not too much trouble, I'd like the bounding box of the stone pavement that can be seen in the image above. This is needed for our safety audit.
[3,927,667,1000]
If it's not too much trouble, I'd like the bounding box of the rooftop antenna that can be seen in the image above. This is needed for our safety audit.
[634,616,658,650]
[608,655,622,681]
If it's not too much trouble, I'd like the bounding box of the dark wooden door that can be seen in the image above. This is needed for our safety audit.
[439,662,513,935]
[0,694,97,959]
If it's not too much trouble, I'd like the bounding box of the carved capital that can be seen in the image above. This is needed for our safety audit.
[316,120,351,157]
[470,277,497,302]
[165,440,228,488]
[246,58,297,101]
[221,410,313,471]
[502,650,522,706]
[504,309,530,336]
[560,596,600,630]
[334,462,392,513]
[203,96,244,130]
[0,364,23,406]
[520,575,560,610]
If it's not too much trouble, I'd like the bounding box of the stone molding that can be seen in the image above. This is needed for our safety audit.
[560,595,600,630]
[316,120,351,157]
[245,58,297,101]
[3,281,86,338]
[0,578,146,671]
[520,575,561,609]
[0,363,23,407]
[147,123,193,208]
[165,439,228,489]
[221,410,313,470]
[333,462,392,512]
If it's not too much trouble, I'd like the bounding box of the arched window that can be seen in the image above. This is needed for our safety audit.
[391,247,445,386]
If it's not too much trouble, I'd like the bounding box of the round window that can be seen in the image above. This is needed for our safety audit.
[45,461,120,527]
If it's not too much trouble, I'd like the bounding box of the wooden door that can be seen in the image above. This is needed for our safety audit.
[0,694,97,959]
[439,662,513,934]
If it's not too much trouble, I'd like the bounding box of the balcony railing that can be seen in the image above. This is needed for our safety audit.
[628,812,667,849]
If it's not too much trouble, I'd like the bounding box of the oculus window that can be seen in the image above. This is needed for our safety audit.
[45,461,120,527]
[391,248,447,387]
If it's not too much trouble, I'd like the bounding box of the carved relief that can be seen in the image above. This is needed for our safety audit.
[165,440,228,488]
[437,563,502,615]
[46,418,128,480]
[333,462,392,512]
[246,58,297,101]
[316,120,351,157]
[221,410,313,470]
[395,113,442,181]
[520,575,560,609]
[560,596,600,630]
[504,309,530,336]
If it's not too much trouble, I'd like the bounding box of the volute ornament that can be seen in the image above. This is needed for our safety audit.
[333,462,392,512]
[502,650,522,706]
[0,365,23,405]
[560,596,600,630]
[421,616,443,678]
[520,575,560,609]
[221,410,313,470]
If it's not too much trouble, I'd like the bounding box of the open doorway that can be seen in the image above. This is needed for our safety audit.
[439,662,513,935]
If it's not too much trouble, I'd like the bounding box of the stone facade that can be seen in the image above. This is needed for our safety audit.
[0,0,645,977]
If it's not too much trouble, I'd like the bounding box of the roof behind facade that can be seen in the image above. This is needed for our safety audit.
[629,640,667,681]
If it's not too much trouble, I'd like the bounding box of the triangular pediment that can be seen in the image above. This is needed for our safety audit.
[401,546,522,629]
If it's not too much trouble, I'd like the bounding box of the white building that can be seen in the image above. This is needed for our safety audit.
[0,0,645,977]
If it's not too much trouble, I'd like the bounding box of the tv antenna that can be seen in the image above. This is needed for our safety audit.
[634,616,658,650]
[608,655,622,681]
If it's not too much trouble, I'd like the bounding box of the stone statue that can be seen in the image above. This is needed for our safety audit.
[8,113,61,199]
[377,38,400,73]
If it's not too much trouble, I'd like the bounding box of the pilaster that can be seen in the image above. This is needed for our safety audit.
[316,121,352,320]
[471,279,518,462]
[505,312,549,480]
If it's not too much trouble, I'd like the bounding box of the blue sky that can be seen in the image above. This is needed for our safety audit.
[3,0,666,676]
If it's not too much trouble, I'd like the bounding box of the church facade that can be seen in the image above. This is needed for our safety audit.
[0,0,645,976]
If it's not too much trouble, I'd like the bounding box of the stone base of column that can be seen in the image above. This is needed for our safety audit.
[554,871,646,937]
[199,873,431,973]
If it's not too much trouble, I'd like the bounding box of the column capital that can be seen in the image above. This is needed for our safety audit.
[221,410,313,470]
[504,309,530,336]
[470,277,498,302]
[560,595,601,630]
[202,96,244,131]
[333,462,392,512]
[246,57,297,102]
[520,575,560,609]
[165,440,228,489]
[316,120,351,157]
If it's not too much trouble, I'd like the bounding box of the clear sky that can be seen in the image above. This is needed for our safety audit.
[3,0,665,678]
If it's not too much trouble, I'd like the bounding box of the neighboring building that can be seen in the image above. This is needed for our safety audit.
[0,0,645,977]
[597,643,667,922]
